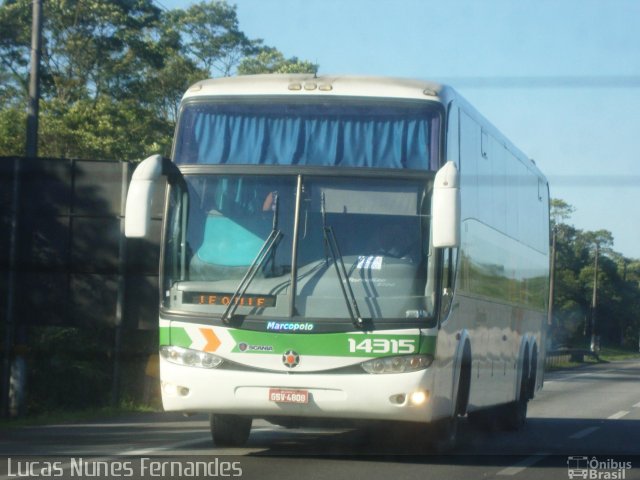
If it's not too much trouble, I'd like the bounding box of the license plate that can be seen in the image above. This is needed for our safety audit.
[269,388,309,404]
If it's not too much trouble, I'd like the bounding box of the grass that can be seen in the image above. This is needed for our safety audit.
[0,400,160,429]
[545,344,640,371]
[595,345,640,361]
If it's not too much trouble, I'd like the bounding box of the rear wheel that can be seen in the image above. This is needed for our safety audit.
[501,395,528,431]
[209,414,252,447]
[501,352,530,431]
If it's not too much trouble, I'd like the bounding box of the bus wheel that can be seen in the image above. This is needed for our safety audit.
[501,355,530,431]
[501,395,528,431]
[210,414,252,447]
[431,415,459,453]
[432,349,470,453]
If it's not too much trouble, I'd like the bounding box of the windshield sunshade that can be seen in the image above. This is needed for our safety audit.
[174,101,440,170]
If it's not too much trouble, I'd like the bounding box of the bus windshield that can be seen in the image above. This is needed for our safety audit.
[163,174,436,323]
[173,100,441,170]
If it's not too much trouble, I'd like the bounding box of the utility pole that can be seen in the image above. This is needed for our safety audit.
[590,242,599,353]
[26,0,43,158]
[2,0,43,418]
[547,228,557,327]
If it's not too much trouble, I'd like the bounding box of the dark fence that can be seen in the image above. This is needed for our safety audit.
[1,156,165,331]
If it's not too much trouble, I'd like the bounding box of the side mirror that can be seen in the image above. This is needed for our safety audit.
[125,155,165,238]
[432,161,460,248]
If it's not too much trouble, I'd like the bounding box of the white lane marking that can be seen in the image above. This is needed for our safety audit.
[633,402,640,408]
[608,411,630,420]
[122,435,214,455]
[569,426,600,439]
[123,435,270,456]
[497,453,549,476]
[546,368,619,383]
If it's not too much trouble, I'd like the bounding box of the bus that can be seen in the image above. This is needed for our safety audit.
[125,74,549,450]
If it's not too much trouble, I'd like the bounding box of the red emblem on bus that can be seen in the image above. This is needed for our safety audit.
[282,350,300,368]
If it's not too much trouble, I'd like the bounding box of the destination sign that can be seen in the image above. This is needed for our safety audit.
[182,292,276,308]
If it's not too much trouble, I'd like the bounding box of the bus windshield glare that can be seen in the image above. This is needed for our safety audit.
[163,174,435,323]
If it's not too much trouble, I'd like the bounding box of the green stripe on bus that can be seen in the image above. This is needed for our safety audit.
[228,330,436,357]
[161,325,437,358]
[169,327,192,348]
[159,326,170,346]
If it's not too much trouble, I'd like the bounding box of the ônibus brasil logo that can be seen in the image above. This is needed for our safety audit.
[567,456,632,479]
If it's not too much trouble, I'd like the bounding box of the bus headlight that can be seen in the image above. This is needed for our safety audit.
[361,354,433,374]
[160,346,223,369]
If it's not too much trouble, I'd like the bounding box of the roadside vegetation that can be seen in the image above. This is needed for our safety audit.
[0,0,316,160]
[549,200,640,353]
[0,400,157,428]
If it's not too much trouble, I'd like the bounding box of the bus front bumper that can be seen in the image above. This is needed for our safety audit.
[159,358,438,423]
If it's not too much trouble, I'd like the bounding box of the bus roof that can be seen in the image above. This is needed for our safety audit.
[181,74,547,183]
[183,74,450,102]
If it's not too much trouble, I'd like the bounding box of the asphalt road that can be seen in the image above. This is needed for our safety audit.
[1,360,640,480]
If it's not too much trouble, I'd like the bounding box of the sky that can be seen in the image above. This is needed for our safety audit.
[164,0,640,259]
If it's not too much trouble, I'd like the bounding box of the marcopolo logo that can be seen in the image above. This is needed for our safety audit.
[567,456,632,479]
[266,321,314,332]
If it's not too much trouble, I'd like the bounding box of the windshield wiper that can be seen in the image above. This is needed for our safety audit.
[221,192,282,324]
[321,192,367,330]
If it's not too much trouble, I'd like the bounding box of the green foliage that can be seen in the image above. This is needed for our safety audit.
[38,97,174,160]
[238,47,318,75]
[0,107,26,155]
[169,0,255,77]
[0,0,317,159]
[550,199,640,349]
[550,198,575,227]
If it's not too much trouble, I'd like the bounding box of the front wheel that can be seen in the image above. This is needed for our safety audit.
[210,414,252,447]
[431,415,460,453]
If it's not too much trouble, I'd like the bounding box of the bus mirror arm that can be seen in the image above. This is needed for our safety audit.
[431,161,461,248]
[125,154,175,238]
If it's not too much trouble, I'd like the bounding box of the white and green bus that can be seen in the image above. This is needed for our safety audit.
[125,75,549,449]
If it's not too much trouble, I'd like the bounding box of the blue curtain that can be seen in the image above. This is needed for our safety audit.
[175,104,436,170]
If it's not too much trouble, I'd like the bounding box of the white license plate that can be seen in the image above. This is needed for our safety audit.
[268,388,309,404]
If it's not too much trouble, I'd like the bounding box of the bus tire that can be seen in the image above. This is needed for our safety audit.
[528,347,538,400]
[431,415,459,453]
[502,351,530,431]
[501,396,528,431]
[210,414,252,447]
[432,343,471,452]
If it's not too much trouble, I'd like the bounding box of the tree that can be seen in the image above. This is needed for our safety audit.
[238,47,318,75]
[168,1,255,77]
[550,198,575,228]
[0,0,317,160]
[550,198,640,349]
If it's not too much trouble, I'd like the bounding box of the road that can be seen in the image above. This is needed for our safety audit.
[1,360,640,479]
